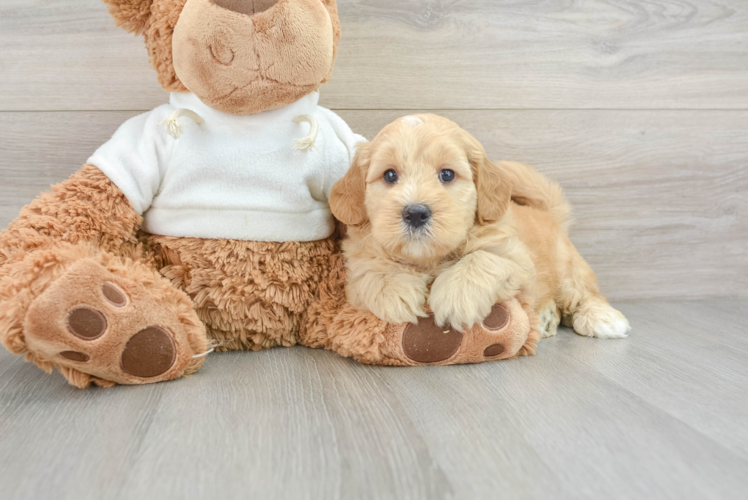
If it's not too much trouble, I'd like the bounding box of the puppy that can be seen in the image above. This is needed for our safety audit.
[329,114,630,339]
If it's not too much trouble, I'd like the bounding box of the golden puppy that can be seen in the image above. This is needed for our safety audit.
[330,114,630,339]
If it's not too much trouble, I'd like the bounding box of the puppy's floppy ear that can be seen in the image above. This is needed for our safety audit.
[102,0,153,35]
[330,142,371,226]
[462,131,511,225]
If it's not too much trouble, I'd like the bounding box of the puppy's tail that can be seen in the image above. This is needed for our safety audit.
[498,161,573,230]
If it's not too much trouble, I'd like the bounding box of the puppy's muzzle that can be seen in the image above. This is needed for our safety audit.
[402,204,432,229]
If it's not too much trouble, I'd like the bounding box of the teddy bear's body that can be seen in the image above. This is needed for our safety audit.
[0,0,537,388]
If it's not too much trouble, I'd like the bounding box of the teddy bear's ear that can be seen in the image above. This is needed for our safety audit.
[102,0,153,35]
[320,0,341,83]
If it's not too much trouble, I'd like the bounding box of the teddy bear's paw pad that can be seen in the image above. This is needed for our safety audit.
[482,304,510,331]
[472,301,532,361]
[480,304,511,359]
[60,351,91,362]
[402,317,463,363]
[483,343,506,357]
[102,282,128,307]
[66,306,108,339]
[120,327,176,378]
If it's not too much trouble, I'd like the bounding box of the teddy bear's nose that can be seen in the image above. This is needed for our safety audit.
[213,0,280,16]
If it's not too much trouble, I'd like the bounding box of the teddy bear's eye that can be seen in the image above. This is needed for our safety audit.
[383,169,399,184]
[440,169,456,184]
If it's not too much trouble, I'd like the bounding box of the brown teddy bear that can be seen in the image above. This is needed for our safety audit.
[0,0,538,388]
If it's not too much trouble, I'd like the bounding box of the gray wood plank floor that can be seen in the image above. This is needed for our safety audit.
[1,299,746,500]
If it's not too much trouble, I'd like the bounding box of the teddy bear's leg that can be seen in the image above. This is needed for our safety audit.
[0,165,209,387]
[301,252,541,366]
[148,234,339,352]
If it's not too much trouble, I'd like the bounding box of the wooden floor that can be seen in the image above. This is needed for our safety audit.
[0,299,746,500]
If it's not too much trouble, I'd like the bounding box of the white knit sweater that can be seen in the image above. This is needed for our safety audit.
[88,92,364,242]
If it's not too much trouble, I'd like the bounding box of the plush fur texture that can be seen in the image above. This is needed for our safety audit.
[0,0,348,387]
[330,114,631,339]
[173,0,336,114]
[149,233,338,351]
[104,0,341,113]
[0,164,144,266]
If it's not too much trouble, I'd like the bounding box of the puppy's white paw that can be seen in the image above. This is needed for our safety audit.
[429,273,497,332]
[362,274,429,325]
[572,300,631,339]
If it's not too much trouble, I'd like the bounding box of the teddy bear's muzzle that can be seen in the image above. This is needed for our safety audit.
[172,0,336,115]
[213,0,281,15]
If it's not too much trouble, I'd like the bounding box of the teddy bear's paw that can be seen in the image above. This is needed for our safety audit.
[23,258,208,387]
[383,298,533,366]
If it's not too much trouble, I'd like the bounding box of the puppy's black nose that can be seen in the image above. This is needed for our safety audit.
[402,204,432,229]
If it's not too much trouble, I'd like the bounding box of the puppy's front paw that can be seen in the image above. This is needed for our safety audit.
[361,273,429,325]
[429,272,498,332]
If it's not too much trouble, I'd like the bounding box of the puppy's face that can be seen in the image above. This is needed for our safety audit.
[362,117,478,263]
[331,115,511,265]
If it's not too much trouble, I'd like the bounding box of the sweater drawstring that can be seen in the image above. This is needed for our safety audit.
[161,109,204,139]
[293,115,319,151]
[192,348,215,359]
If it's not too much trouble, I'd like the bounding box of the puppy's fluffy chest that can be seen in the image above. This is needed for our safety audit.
[391,252,462,279]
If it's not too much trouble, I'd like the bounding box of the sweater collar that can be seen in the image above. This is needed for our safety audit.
[169,91,321,126]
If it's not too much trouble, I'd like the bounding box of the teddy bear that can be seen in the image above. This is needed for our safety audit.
[0,0,538,388]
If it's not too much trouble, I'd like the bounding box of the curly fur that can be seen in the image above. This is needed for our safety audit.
[301,251,393,364]
[330,114,629,341]
[102,0,154,35]
[150,233,338,351]
[0,164,143,266]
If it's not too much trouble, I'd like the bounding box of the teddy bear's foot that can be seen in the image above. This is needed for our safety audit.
[7,248,209,388]
[314,295,538,367]
[378,299,533,366]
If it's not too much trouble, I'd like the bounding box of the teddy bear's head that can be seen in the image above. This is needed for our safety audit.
[104,0,341,115]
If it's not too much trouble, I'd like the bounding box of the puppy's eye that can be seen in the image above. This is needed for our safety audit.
[439,169,456,184]
[383,169,399,184]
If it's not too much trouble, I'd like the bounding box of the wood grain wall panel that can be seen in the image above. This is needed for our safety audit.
[1,0,747,111]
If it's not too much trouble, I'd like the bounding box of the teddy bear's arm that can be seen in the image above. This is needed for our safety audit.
[0,164,143,267]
